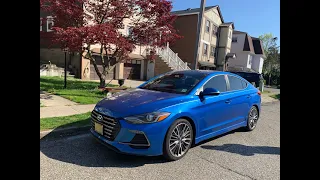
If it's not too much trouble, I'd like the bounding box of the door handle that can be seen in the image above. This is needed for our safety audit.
[225,100,231,104]
[247,95,251,99]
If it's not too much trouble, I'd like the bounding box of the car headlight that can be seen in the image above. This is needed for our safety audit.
[124,112,171,124]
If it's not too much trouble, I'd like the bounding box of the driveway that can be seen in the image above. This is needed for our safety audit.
[264,87,280,94]
[40,102,280,180]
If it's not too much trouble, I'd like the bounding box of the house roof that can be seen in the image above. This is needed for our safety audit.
[243,34,255,53]
[171,5,225,23]
[233,30,265,56]
[233,30,247,34]
[220,22,235,29]
[251,37,265,56]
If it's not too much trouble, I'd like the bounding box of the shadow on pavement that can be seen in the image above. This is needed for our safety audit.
[40,130,166,168]
[201,144,280,156]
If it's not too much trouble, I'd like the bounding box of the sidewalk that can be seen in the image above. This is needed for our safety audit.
[40,91,95,118]
[86,79,145,88]
[40,104,95,118]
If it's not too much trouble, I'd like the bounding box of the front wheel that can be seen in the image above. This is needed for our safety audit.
[245,106,259,131]
[163,119,193,161]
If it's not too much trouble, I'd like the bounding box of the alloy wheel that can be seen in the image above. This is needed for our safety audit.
[248,107,259,129]
[169,122,192,158]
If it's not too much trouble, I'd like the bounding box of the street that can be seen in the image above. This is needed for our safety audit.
[40,101,280,180]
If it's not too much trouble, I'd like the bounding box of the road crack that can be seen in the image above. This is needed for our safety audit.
[194,151,257,180]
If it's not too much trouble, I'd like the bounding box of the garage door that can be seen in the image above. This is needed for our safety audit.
[124,60,141,80]
[90,55,115,80]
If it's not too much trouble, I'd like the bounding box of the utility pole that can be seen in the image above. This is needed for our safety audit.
[193,0,206,70]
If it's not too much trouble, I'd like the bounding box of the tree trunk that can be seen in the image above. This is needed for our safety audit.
[269,74,272,86]
[99,71,107,88]
[99,78,106,88]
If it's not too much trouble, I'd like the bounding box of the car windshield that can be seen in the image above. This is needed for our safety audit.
[140,71,208,94]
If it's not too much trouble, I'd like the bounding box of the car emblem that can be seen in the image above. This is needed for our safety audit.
[97,114,103,121]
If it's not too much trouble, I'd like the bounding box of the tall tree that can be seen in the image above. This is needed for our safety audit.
[40,0,181,87]
[259,33,280,85]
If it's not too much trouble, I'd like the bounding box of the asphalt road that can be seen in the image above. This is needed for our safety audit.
[40,101,280,180]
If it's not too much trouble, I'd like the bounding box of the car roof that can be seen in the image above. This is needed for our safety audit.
[172,70,236,76]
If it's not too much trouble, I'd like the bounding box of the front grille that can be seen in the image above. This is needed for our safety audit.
[91,110,121,141]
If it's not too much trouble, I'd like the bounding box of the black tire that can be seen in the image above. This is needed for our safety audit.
[163,119,193,161]
[245,106,259,131]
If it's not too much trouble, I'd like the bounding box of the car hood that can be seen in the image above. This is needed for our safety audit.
[94,88,186,118]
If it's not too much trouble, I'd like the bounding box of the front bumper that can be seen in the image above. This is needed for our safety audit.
[90,119,169,156]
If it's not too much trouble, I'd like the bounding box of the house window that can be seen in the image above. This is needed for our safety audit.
[232,37,237,42]
[210,46,215,57]
[40,18,43,31]
[248,55,253,65]
[212,25,218,36]
[46,16,54,32]
[203,43,208,55]
[229,31,232,38]
[205,20,210,32]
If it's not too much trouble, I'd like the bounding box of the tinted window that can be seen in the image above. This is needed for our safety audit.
[140,71,207,94]
[203,75,227,92]
[228,75,245,91]
[241,80,247,89]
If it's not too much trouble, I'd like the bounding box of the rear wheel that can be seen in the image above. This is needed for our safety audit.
[246,106,259,131]
[163,119,193,161]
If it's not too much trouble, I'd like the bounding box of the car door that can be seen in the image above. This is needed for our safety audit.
[194,75,233,137]
[224,75,251,125]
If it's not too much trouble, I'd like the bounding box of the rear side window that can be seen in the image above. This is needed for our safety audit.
[228,75,246,91]
[204,75,227,92]
[241,80,247,89]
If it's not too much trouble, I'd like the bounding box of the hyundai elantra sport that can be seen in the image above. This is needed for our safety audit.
[90,70,261,161]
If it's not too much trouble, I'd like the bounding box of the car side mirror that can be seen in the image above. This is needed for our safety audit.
[199,88,220,97]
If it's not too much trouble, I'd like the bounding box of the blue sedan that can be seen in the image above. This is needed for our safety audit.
[90,70,261,161]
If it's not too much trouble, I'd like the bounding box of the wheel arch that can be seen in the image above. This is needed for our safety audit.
[164,115,197,146]
[252,104,260,117]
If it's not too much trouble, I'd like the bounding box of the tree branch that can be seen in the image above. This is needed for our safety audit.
[99,0,111,24]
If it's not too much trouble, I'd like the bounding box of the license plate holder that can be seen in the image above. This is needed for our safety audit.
[94,122,103,135]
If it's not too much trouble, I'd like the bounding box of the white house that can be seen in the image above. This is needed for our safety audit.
[228,30,265,73]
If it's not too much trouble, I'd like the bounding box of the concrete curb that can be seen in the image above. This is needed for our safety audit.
[40,125,91,140]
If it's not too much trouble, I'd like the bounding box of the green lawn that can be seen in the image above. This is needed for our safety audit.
[40,76,117,104]
[40,112,91,131]
[270,93,280,100]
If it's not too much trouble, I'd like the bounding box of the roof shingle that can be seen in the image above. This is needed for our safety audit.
[171,6,218,15]
[234,30,265,56]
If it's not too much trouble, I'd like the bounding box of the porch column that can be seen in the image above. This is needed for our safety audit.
[115,62,124,80]
[140,60,145,80]
[81,56,90,80]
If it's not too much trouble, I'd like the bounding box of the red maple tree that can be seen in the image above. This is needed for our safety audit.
[40,0,181,87]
